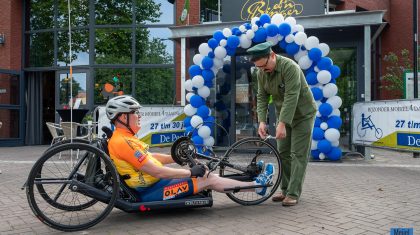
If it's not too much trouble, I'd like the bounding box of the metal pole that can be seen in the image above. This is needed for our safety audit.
[414,0,418,98]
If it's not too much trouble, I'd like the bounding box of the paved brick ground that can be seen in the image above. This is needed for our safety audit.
[0,146,419,235]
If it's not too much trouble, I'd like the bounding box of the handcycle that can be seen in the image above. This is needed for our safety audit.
[24,125,282,232]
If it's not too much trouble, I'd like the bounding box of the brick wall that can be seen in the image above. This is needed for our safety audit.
[0,0,23,70]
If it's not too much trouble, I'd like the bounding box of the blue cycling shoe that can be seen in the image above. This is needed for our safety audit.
[255,163,275,196]
[256,160,264,173]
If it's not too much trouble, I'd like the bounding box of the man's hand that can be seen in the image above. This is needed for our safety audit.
[276,122,286,139]
[190,164,207,177]
[258,122,268,138]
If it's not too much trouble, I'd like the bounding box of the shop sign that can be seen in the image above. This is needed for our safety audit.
[0,88,6,94]
[222,0,325,22]
[352,100,420,152]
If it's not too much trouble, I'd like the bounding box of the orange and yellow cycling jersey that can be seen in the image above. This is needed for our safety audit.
[108,128,163,188]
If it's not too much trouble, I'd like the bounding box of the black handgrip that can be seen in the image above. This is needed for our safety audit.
[101,126,113,138]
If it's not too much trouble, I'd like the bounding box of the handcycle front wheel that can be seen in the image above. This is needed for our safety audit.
[219,137,282,206]
[26,143,119,232]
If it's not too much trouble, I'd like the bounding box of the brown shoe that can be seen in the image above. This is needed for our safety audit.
[272,193,286,202]
[282,196,298,206]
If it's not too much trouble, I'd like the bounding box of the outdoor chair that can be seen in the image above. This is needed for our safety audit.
[45,122,65,145]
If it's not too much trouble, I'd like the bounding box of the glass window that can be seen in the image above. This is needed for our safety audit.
[200,0,220,23]
[95,0,133,25]
[57,0,89,28]
[57,30,89,66]
[136,28,173,64]
[0,74,20,105]
[28,32,54,67]
[0,109,19,138]
[95,29,132,64]
[29,0,54,30]
[135,68,174,105]
[136,0,174,25]
[59,73,87,108]
[94,68,132,104]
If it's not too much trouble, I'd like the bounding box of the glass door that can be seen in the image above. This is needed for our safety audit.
[0,72,21,141]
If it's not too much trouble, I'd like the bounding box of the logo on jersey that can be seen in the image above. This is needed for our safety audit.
[134,150,147,163]
[163,181,189,200]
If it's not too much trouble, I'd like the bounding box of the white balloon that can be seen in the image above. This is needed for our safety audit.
[219,39,227,47]
[285,17,296,27]
[278,35,284,41]
[192,75,205,88]
[298,55,313,70]
[319,153,326,160]
[323,83,338,98]
[317,70,332,84]
[294,32,307,45]
[271,13,284,25]
[184,104,197,116]
[198,126,211,139]
[266,36,280,45]
[325,128,340,142]
[314,66,320,72]
[316,111,321,117]
[311,140,318,150]
[185,79,193,92]
[222,28,232,37]
[239,34,252,48]
[320,122,328,130]
[318,43,330,57]
[294,49,308,61]
[315,100,322,107]
[246,30,255,40]
[213,58,223,69]
[191,115,204,128]
[251,17,259,25]
[294,24,304,32]
[198,86,210,98]
[305,36,320,50]
[263,23,270,28]
[252,24,259,32]
[285,34,295,43]
[199,43,212,56]
[332,140,340,147]
[327,96,343,109]
[211,67,218,75]
[186,92,195,102]
[193,54,204,65]
[331,109,341,116]
[203,136,215,146]
[239,25,246,32]
[214,46,227,59]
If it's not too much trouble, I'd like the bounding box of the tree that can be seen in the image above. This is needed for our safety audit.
[381,49,413,99]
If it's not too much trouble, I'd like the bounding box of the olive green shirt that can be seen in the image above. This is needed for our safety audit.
[256,55,317,126]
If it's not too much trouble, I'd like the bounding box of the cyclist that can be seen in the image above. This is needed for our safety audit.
[106,95,275,202]
[361,113,373,129]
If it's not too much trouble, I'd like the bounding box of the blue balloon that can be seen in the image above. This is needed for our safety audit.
[222,64,231,74]
[208,51,215,58]
[286,42,300,55]
[330,65,341,79]
[306,72,318,85]
[312,127,324,140]
[202,69,214,80]
[321,97,328,103]
[317,57,333,70]
[190,95,203,108]
[213,30,225,42]
[204,80,214,88]
[279,39,287,49]
[227,35,240,49]
[326,147,342,161]
[215,100,226,111]
[305,65,315,75]
[204,116,215,128]
[308,48,322,62]
[318,139,332,153]
[208,38,218,49]
[266,24,279,37]
[253,28,267,43]
[314,117,322,127]
[227,48,236,56]
[184,117,192,127]
[197,105,210,119]
[259,14,271,25]
[192,135,204,145]
[311,87,323,101]
[185,126,193,134]
[201,56,214,69]
[311,150,321,159]
[330,78,336,84]
[232,27,242,36]
[278,23,291,36]
[245,23,252,30]
[189,65,202,77]
[327,115,342,129]
[319,103,333,116]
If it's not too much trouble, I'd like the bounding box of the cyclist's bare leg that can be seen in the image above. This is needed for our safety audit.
[196,173,255,193]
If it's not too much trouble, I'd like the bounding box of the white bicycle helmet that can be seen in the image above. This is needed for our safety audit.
[106,95,142,121]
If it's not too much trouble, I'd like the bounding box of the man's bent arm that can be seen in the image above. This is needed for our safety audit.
[140,159,191,179]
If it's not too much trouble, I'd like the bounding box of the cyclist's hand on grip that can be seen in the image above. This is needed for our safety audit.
[258,122,268,138]
[190,164,207,177]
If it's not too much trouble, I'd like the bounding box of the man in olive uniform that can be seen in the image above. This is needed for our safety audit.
[247,41,317,206]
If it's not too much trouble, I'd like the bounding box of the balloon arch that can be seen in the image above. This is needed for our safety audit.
[183,13,343,161]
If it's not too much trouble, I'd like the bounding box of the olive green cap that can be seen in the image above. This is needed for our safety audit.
[246,41,273,58]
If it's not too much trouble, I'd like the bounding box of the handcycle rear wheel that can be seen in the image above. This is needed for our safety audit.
[26,143,119,232]
[219,137,282,205]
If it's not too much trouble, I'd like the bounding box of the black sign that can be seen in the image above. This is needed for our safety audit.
[222,0,325,22]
